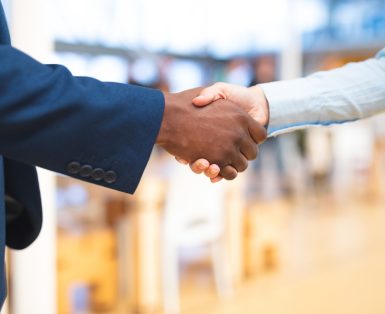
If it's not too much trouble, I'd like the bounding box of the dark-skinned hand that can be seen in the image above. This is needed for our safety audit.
[156,87,266,180]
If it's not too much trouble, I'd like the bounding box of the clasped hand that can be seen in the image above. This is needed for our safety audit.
[157,85,269,181]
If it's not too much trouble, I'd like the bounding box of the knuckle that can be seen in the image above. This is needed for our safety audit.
[227,172,238,180]
[214,82,227,90]
[238,113,250,127]
[234,135,244,148]
[258,129,268,143]
[235,110,245,120]
[238,162,248,173]
[240,139,252,154]
[248,143,259,160]
[223,147,236,161]
[233,128,248,144]
[220,167,230,178]
[251,146,259,159]
[221,166,238,180]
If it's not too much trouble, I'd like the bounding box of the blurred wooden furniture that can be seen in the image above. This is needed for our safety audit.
[369,137,385,200]
[57,228,118,314]
[55,171,280,314]
[244,200,286,277]
[161,165,233,314]
[125,175,246,314]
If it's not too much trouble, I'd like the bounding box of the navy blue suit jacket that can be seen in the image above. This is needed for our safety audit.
[0,1,164,307]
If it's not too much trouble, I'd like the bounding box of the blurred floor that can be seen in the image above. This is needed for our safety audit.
[104,196,385,314]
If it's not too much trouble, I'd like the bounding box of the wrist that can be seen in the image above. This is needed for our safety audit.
[157,92,174,146]
[249,85,270,128]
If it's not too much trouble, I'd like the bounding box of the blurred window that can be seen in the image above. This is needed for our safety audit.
[166,59,204,92]
[51,0,317,56]
[130,57,159,86]
[55,53,129,83]
[301,0,385,48]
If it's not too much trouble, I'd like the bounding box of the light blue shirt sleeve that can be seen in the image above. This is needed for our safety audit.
[260,48,385,137]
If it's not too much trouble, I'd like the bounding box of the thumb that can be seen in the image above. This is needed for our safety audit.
[248,116,268,144]
[254,112,268,126]
[193,84,228,107]
[192,93,221,107]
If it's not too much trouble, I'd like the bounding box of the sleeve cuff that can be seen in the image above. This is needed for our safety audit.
[120,86,165,194]
[260,78,323,137]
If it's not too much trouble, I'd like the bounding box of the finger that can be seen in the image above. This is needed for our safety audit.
[204,164,221,179]
[247,116,268,144]
[192,94,219,107]
[175,157,189,165]
[189,159,210,174]
[192,83,228,107]
[211,175,223,183]
[240,139,259,160]
[231,153,248,173]
[220,166,238,180]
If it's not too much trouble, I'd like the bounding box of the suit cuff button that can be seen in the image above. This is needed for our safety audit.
[80,165,93,178]
[104,171,117,184]
[67,162,81,174]
[91,168,105,181]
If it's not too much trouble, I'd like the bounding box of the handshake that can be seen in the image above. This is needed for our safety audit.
[156,83,269,182]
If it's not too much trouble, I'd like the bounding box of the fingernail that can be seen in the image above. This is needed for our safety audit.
[209,168,217,175]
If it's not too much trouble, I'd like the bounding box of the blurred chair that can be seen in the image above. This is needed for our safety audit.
[57,229,118,314]
[162,164,233,314]
[331,121,374,200]
[279,132,312,201]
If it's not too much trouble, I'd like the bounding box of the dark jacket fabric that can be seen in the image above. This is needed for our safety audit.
[0,1,164,307]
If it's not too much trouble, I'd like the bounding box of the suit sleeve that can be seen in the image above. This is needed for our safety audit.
[0,45,165,194]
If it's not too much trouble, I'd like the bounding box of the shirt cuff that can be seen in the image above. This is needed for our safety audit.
[260,78,323,137]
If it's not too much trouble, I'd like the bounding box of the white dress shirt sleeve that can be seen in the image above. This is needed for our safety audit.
[260,48,385,137]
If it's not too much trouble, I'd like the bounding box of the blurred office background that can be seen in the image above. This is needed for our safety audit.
[2,0,385,313]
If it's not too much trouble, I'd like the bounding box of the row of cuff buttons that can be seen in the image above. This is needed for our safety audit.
[67,162,117,184]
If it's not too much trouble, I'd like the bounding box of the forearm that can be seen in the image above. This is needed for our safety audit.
[260,51,385,136]
[0,45,164,193]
